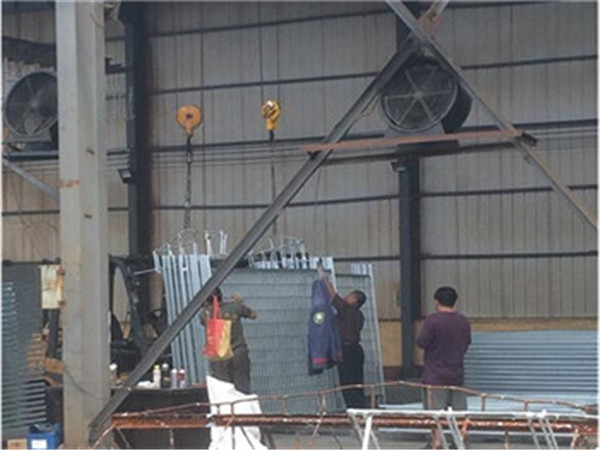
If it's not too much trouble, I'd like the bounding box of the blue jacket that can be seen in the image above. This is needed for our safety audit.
[308,279,342,375]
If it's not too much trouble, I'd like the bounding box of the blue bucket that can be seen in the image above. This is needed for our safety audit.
[27,423,63,450]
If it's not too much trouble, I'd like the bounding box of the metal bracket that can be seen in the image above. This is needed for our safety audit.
[386,0,597,231]
[2,155,59,202]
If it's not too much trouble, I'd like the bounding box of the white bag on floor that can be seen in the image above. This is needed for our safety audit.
[206,375,267,450]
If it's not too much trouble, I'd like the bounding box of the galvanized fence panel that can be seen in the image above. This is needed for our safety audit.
[154,241,386,413]
[220,269,344,413]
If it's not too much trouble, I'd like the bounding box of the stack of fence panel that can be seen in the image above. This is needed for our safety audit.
[156,238,387,412]
[464,330,598,410]
[2,282,46,439]
[153,246,211,385]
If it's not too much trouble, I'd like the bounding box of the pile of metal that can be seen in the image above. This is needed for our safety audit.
[153,233,212,385]
[464,330,598,410]
[2,281,46,439]
[154,232,385,413]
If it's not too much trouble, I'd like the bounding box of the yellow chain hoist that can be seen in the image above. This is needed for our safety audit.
[261,100,281,141]
[176,105,203,230]
[176,105,203,137]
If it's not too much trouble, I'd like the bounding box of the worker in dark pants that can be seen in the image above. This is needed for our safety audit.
[200,289,258,394]
[322,275,367,409]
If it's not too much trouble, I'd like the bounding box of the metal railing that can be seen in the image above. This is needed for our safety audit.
[94,380,597,449]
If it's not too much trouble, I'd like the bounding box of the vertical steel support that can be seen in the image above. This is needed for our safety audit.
[394,155,421,378]
[121,3,152,319]
[386,0,597,231]
[394,10,424,380]
[88,45,418,442]
[56,2,109,447]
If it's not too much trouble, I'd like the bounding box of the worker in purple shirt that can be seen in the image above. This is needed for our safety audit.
[417,286,471,449]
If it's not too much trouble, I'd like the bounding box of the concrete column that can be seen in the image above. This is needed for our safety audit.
[56,2,109,446]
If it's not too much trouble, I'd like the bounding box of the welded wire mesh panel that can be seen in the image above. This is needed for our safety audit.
[220,269,344,413]
[465,331,598,400]
[336,268,386,403]
[155,242,386,413]
[2,280,46,439]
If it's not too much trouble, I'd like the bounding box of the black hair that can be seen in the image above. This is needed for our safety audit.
[434,286,458,307]
[352,290,367,308]
[212,287,223,302]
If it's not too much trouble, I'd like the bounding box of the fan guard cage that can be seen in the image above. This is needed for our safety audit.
[4,71,58,138]
[381,56,458,133]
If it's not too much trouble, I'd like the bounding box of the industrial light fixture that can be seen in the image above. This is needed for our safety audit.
[117,167,134,184]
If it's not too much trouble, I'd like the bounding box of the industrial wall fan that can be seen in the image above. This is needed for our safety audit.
[3,71,58,150]
[380,55,472,133]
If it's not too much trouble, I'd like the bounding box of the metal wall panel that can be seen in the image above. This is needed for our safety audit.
[3,2,597,326]
[144,2,381,36]
[436,3,597,67]
[422,257,597,319]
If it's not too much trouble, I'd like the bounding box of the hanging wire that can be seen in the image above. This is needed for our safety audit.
[258,4,280,236]
[199,12,208,232]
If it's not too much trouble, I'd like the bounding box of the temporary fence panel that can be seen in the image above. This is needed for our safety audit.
[220,268,344,413]
[155,239,387,413]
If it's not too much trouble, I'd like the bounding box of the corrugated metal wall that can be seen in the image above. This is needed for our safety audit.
[2,2,597,322]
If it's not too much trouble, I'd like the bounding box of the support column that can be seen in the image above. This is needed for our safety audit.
[121,2,152,321]
[394,11,424,380]
[56,3,109,447]
[393,155,422,379]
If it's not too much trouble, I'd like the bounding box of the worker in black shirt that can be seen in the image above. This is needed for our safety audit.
[322,275,367,409]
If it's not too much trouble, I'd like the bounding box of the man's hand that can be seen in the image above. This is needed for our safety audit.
[317,264,328,279]
[229,293,243,303]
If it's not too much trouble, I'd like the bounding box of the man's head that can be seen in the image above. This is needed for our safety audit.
[434,286,458,309]
[211,287,223,302]
[345,290,367,308]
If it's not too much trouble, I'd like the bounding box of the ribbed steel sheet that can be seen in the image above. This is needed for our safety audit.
[2,280,46,439]
[464,331,598,397]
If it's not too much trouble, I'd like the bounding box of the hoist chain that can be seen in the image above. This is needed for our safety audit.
[184,135,192,229]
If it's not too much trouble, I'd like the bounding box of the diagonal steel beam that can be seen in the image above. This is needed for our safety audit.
[87,40,421,443]
[2,156,59,202]
[386,0,597,231]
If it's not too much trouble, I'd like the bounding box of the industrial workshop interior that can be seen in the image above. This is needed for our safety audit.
[1,0,598,449]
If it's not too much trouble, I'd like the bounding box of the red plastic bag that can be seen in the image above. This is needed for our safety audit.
[203,300,233,361]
